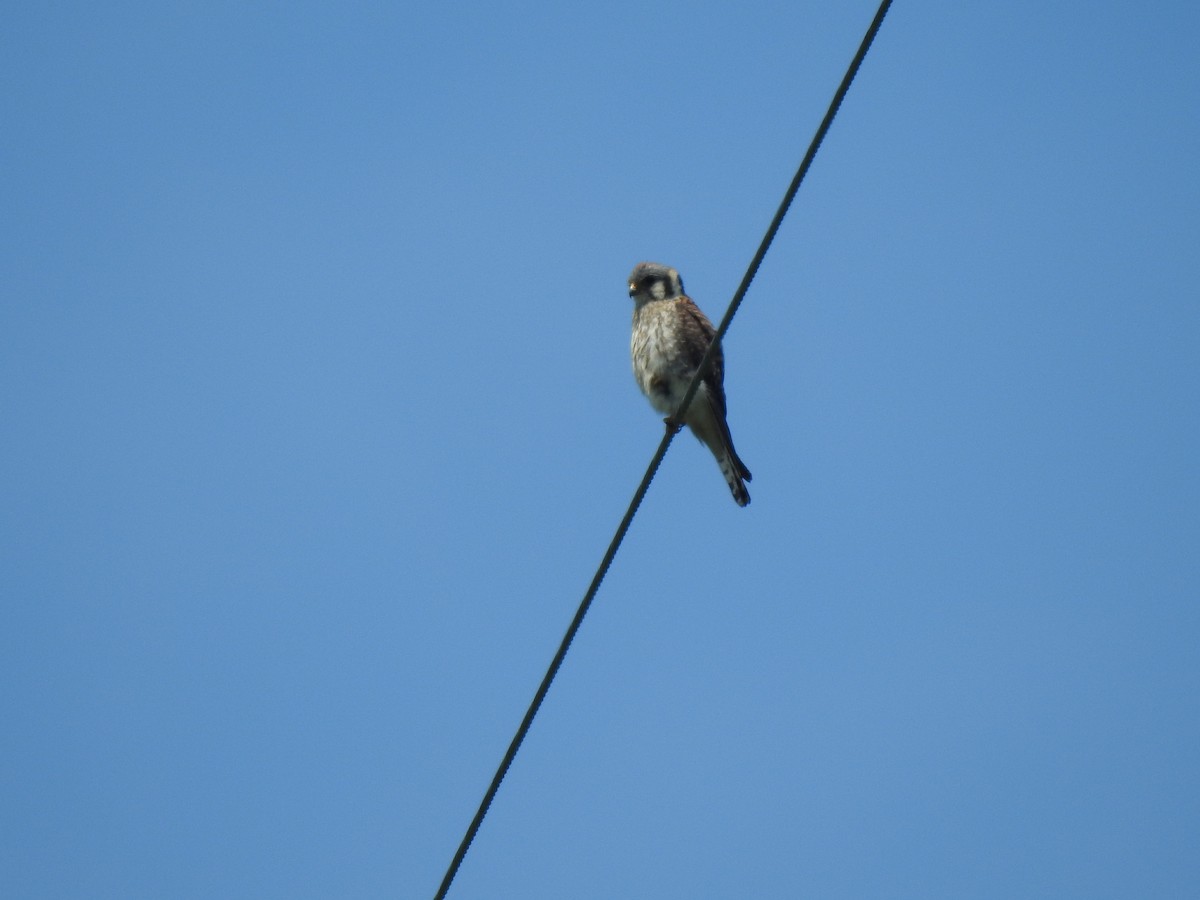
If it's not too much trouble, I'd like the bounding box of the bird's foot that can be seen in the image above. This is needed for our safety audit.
[663,417,683,436]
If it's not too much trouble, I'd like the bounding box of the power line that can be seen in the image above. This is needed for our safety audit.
[433,3,893,896]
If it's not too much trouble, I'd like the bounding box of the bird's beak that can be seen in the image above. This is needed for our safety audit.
[628,283,637,297]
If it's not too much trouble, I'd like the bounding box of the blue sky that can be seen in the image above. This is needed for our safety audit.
[3,2,1198,897]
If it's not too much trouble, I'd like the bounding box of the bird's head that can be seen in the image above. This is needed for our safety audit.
[628,262,684,306]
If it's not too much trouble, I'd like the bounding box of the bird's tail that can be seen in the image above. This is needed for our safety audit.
[702,412,752,507]
[718,447,752,507]
[687,390,752,507]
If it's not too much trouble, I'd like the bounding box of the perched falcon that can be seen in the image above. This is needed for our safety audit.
[628,261,752,507]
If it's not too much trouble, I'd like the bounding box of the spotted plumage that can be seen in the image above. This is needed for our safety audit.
[628,261,752,507]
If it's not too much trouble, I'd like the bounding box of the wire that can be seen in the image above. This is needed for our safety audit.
[433,3,892,896]
[681,0,894,421]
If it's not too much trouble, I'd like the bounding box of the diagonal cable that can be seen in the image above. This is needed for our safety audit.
[434,3,892,896]
[677,0,894,421]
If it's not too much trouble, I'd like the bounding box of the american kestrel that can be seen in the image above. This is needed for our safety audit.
[628,261,752,507]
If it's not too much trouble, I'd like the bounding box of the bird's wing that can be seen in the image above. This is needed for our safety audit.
[675,296,728,413]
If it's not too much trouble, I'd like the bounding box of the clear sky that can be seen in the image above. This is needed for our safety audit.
[3,2,1198,897]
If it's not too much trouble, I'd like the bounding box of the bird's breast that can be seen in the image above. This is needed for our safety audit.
[631,302,688,414]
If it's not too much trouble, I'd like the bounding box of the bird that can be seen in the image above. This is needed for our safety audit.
[628,261,752,507]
